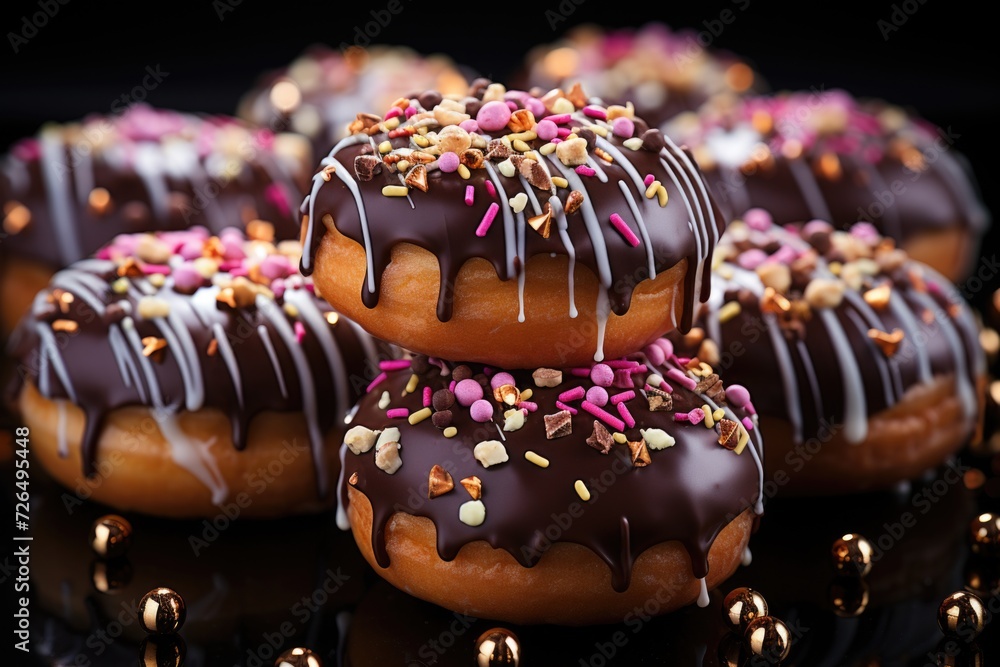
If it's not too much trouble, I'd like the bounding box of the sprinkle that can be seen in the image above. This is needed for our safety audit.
[378,391,391,409]
[590,363,614,387]
[543,113,572,123]
[585,386,609,406]
[718,301,742,324]
[555,401,578,414]
[570,367,592,377]
[141,336,167,361]
[646,374,664,388]
[592,125,608,138]
[643,174,655,187]
[485,180,497,198]
[623,138,643,151]
[656,185,668,207]
[386,408,409,419]
[583,105,607,120]
[367,372,388,393]
[294,321,306,343]
[574,480,591,502]
[609,213,640,247]
[617,402,636,428]
[518,401,538,412]
[443,426,458,438]
[382,185,409,197]
[702,404,715,428]
[674,413,690,422]
[594,147,614,163]
[408,407,432,425]
[666,368,697,390]
[509,192,528,214]
[687,408,705,424]
[51,319,78,333]
[476,203,500,237]
[498,159,516,178]
[558,386,585,402]
[605,360,637,369]
[459,500,486,526]
[550,176,569,189]
[713,408,725,422]
[403,374,420,395]
[519,388,533,401]
[378,141,392,154]
[644,180,661,199]
[380,359,412,371]
[581,401,625,432]
[525,451,550,468]
[465,185,475,206]
[610,390,635,405]
[734,425,750,455]
[512,139,532,153]
[423,387,432,408]
[539,142,557,155]
[207,339,218,356]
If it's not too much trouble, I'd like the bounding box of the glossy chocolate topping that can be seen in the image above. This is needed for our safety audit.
[669,212,984,445]
[0,105,309,271]
[301,81,725,342]
[8,228,382,502]
[340,350,763,592]
[664,90,989,244]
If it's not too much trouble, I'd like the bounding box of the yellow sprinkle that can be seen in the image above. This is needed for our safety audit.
[418,126,429,135]
[713,408,725,422]
[613,432,627,444]
[382,185,409,197]
[540,143,557,155]
[378,141,392,154]
[458,164,471,180]
[383,117,400,131]
[404,373,419,394]
[574,479,591,501]
[443,426,458,438]
[512,139,531,153]
[566,133,578,141]
[645,180,661,199]
[408,407,432,425]
[551,176,568,188]
[734,425,750,455]
[523,151,540,162]
[623,137,643,151]
[397,160,410,173]
[702,404,715,429]
[519,388,533,401]
[111,277,129,294]
[829,261,843,276]
[591,125,608,137]
[718,301,742,324]
[656,184,668,207]
[508,130,537,143]
[148,273,165,288]
[525,451,550,468]
[500,136,513,148]
[413,135,429,148]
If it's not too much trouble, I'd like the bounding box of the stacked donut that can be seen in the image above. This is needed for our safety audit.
[299,80,766,624]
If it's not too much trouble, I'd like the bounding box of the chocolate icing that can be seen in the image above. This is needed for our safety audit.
[8,228,382,501]
[301,82,725,340]
[340,352,763,592]
[0,105,307,271]
[664,91,989,249]
[669,215,984,445]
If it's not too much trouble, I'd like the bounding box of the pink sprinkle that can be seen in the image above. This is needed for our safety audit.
[485,180,497,198]
[459,119,479,133]
[606,360,638,369]
[612,116,635,138]
[612,369,634,389]
[654,338,674,358]
[476,202,500,237]
[610,213,640,247]
[575,165,596,177]
[404,106,417,118]
[726,384,751,408]
[536,119,559,141]
[742,417,754,431]
[744,208,773,231]
[558,386,586,402]
[294,321,306,343]
[380,359,412,371]
[518,401,538,412]
[617,402,635,428]
[556,128,572,138]
[142,264,171,275]
[367,372,388,393]
[583,105,608,120]
[611,390,635,405]
[687,408,705,424]
[581,401,625,432]
[674,413,690,422]
[449,380,456,393]
[643,344,665,366]
[643,173,655,187]
[666,368,697,390]
[465,185,475,206]
[570,367,592,377]
[422,386,432,408]
[384,107,403,120]
[543,113,572,124]
[630,364,647,375]
[555,401,578,415]
[676,356,691,365]
[386,408,410,419]
[455,379,484,406]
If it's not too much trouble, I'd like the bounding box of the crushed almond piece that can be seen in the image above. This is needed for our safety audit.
[718,419,740,450]
[427,464,454,499]
[863,284,891,310]
[460,475,482,500]
[349,472,358,486]
[868,327,904,356]
[627,439,651,467]
[141,336,168,362]
[564,190,584,215]
[646,387,673,412]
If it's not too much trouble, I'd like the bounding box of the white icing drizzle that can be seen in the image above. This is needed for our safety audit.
[786,157,833,222]
[765,315,805,443]
[886,287,933,382]
[73,150,94,206]
[153,409,229,506]
[482,161,518,278]
[133,143,171,220]
[594,288,610,363]
[164,304,206,411]
[742,547,753,567]
[39,130,83,264]
[284,288,350,421]
[594,137,655,276]
[107,324,134,390]
[35,322,77,403]
[909,290,977,420]
[548,195,578,318]
[844,306,898,406]
[257,325,289,399]
[211,322,244,410]
[697,577,710,608]
[795,339,825,422]
[817,308,869,443]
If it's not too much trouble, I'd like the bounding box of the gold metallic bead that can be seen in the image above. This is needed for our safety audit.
[475,627,520,666]
[275,647,323,667]
[938,591,986,640]
[722,587,768,631]
[717,632,746,667]
[831,533,873,577]
[138,587,186,635]
[138,635,186,667]
[90,558,132,594]
[970,513,1000,554]
[89,514,133,559]
[828,575,870,618]
[745,616,791,663]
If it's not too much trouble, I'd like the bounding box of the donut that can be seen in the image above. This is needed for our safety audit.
[8,228,383,518]
[0,105,311,334]
[237,44,469,164]
[300,81,725,368]
[517,23,760,127]
[664,90,990,280]
[668,212,985,494]
[339,351,764,625]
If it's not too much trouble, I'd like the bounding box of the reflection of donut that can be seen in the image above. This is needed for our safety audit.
[664,91,990,280]
[9,228,382,517]
[341,351,763,625]
[0,105,310,333]
[301,81,725,367]
[669,214,985,494]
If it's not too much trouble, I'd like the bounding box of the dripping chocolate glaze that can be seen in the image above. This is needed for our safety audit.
[300,83,725,331]
[7,229,381,500]
[341,355,763,592]
[0,106,305,271]
[670,218,984,446]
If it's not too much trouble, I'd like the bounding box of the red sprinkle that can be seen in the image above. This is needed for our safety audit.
[485,180,497,198]
[575,165,597,177]
[558,386,586,402]
[610,213,640,247]
[610,390,635,405]
[617,402,636,428]
[582,400,625,432]
[555,401,578,415]
[465,185,475,206]
[476,202,500,237]
[422,386,432,408]
[380,359,412,371]
[386,408,410,419]
[366,372,388,393]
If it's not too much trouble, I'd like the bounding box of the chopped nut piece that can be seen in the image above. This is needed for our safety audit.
[756,262,791,293]
[436,124,472,153]
[344,425,378,454]
[404,164,429,192]
[564,190,584,215]
[646,387,673,412]
[585,421,614,454]
[544,410,573,439]
[375,441,402,474]
[348,112,382,135]
[137,296,170,319]
[486,139,511,161]
[717,419,740,450]
[532,367,563,387]
[760,286,792,314]
[427,464,455,499]
[863,284,891,310]
[503,408,526,432]
[140,337,167,362]
[695,374,726,404]
[136,235,172,265]
[474,440,509,468]
[641,428,676,451]
[628,439,651,467]
[493,384,520,405]
[460,148,485,170]
[459,500,486,526]
[804,278,845,309]
[519,158,552,191]
[868,327,904,356]
[556,137,589,166]
[698,339,721,367]
[117,258,144,278]
[460,475,482,499]
[349,472,358,486]
[376,427,401,449]
[507,109,535,133]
